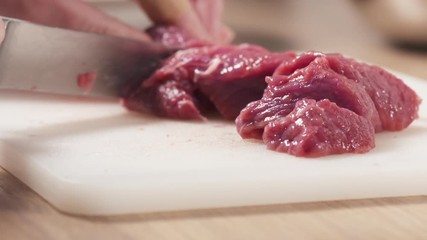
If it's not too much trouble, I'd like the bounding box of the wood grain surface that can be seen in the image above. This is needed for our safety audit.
[2,0,427,239]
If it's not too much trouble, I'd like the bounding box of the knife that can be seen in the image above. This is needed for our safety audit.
[0,17,171,98]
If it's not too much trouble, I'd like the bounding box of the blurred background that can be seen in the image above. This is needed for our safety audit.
[90,0,427,79]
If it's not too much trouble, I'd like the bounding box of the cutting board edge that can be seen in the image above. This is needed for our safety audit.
[3,140,427,216]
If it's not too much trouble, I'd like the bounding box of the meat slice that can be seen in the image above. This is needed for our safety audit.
[123,31,295,119]
[326,54,421,131]
[263,99,375,157]
[274,52,421,131]
[124,79,203,120]
[122,25,421,157]
[193,45,295,119]
[237,55,381,138]
[236,51,421,157]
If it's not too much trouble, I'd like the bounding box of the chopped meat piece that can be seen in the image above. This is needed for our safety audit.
[326,54,420,131]
[122,26,421,158]
[192,44,294,119]
[273,52,421,131]
[236,51,421,157]
[124,79,203,120]
[237,55,381,138]
[123,31,295,119]
[263,99,375,157]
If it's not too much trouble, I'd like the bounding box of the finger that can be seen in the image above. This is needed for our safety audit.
[189,0,234,43]
[189,0,223,39]
[136,0,210,41]
[0,18,5,44]
[174,10,211,41]
[0,0,150,41]
[218,25,235,44]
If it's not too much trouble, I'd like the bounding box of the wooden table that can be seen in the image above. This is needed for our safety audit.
[2,0,427,239]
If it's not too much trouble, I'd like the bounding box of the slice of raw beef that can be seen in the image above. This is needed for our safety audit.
[273,52,421,131]
[123,34,295,119]
[263,99,375,157]
[237,55,381,138]
[236,51,421,157]
[122,25,421,157]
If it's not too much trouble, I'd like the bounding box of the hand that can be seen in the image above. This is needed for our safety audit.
[187,0,233,43]
[138,0,233,43]
[0,0,232,43]
[0,0,150,41]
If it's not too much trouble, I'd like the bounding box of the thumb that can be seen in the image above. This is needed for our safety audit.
[0,17,5,44]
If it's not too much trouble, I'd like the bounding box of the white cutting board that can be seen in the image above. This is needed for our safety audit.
[0,71,426,216]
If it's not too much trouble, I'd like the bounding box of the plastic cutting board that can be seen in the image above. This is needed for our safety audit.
[0,71,426,216]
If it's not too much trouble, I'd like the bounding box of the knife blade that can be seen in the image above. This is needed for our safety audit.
[0,17,171,98]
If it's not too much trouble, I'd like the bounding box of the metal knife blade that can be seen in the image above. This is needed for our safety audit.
[0,17,171,98]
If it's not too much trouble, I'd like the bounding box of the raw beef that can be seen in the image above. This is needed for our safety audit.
[122,26,421,157]
[272,52,420,131]
[237,55,381,139]
[236,51,421,157]
[263,99,375,157]
[123,28,295,119]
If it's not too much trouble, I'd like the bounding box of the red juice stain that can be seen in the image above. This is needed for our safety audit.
[77,72,97,93]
